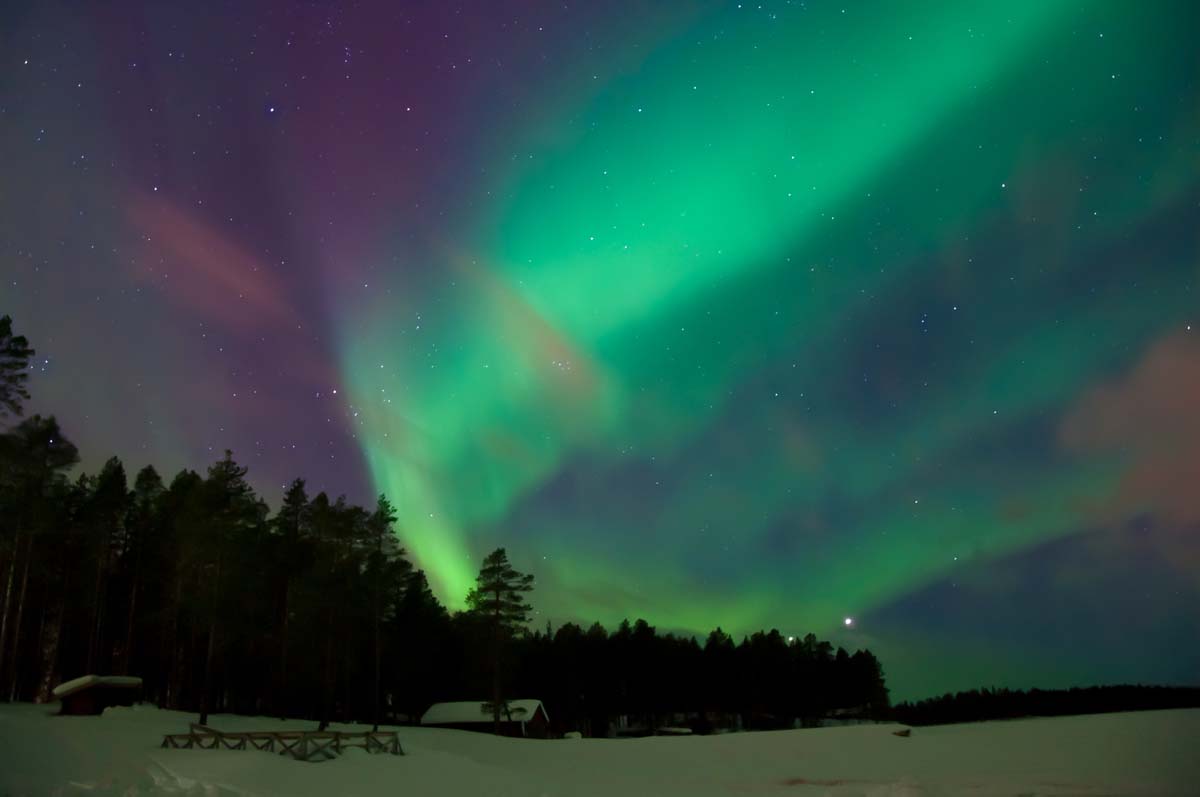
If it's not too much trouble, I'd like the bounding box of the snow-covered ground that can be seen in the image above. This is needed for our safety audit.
[1,703,1196,796]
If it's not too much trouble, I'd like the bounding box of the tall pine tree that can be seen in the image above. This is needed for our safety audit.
[270,478,310,717]
[466,548,534,734]
[197,451,266,725]
[366,494,399,731]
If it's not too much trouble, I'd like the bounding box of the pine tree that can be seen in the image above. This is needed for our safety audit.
[391,569,449,718]
[120,466,163,675]
[466,548,533,734]
[0,315,34,420]
[270,478,310,717]
[366,494,398,731]
[84,457,130,674]
[197,451,266,725]
[0,415,78,698]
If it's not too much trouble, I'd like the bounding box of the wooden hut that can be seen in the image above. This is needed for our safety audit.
[52,675,143,715]
[420,699,550,738]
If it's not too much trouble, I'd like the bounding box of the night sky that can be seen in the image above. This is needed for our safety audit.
[3,1,1197,700]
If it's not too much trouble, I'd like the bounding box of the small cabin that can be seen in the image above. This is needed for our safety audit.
[52,675,143,716]
[420,699,550,738]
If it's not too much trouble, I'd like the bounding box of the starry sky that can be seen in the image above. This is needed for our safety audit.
[2,0,1198,700]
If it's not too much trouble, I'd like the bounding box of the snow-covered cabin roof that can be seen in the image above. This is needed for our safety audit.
[52,675,143,699]
[421,699,548,726]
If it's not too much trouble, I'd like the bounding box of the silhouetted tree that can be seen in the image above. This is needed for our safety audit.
[366,494,401,730]
[390,568,452,719]
[119,466,164,676]
[82,457,129,674]
[197,451,266,725]
[0,415,79,699]
[704,627,736,716]
[269,478,310,716]
[466,548,534,733]
[0,316,34,419]
[160,468,203,707]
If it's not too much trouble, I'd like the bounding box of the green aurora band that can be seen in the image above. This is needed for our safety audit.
[339,0,1197,663]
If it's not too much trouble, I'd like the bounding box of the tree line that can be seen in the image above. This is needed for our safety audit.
[893,685,1200,726]
[0,314,890,734]
[510,622,889,734]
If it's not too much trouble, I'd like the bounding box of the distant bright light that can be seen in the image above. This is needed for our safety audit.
[844,617,854,627]
[787,635,795,643]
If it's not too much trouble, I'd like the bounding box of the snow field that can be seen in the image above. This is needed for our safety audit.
[1,703,1197,796]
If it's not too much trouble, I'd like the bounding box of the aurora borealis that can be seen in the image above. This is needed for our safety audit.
[2,0,1197,699]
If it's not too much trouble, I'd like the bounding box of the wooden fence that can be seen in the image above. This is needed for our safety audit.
[161,723,404,761]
